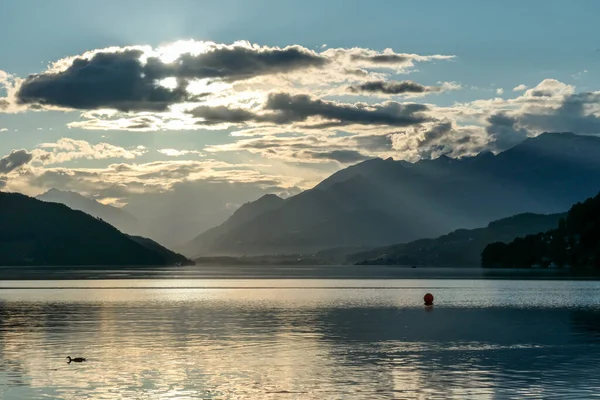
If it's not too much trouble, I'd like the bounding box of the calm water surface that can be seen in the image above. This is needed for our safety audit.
[1,275,600,399]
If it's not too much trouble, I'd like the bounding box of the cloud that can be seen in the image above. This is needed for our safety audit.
[50,76,600,166]
[7,41,453,114]
[474,79,600,150]
[7,159,300,199]
[485,113,529,150]
[324,48,454,70]
[67,113,194,132]
[158,149,204,157]
[16,49,191,112]
[353,134,394,151]
[207,128,449,164]
[519,92,600,134]
[0,176,6,189]
[496,88,504,95]
[0,149,33,174]
[191,105,257,125]
[572,70,588,80]
[264,93,430,127]
[207,134,361,164]
[143,42,328,82]
[31,138,146,165]
[386,121,488,160]
[347,80,446,95]
[524,78,574,98]
[192,93,430,129]
[0,70,24,113]
[303,150,370,163]
[513,84,528,92]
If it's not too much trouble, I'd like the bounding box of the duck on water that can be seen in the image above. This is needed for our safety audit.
[66,356,86,363]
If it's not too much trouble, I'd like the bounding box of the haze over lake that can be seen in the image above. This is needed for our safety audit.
[1,275,600,399]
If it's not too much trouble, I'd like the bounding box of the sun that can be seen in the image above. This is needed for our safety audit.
[155,40,214,64]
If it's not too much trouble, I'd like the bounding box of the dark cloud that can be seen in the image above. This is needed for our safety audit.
[455,135,472,145]
[413,122,459,159]
[305,150,370,163]
[0,176,6,189]
[235,139,318,151]
[17,50,190,112]
[421,122,453,145]
[263,93,430,127]
[486,113,529,151]
[121,116,159,130]
[192,105,257,125]
[192,93,430,128]
[350,54,410,64]
[16,45,328,112]
[529,89,555,97]
[484,91,600,151]
[0,149,33,174]
[0,98,9,110]
[520,92,600,134]
[348,80,441,95]
[144,45,328,82]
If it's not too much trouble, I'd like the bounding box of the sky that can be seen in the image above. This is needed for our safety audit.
[1,0,600,208]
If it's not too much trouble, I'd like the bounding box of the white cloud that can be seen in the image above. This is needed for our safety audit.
[3,40,455,124]
[496,88,504,95]
[158,149,204,157]
[513,84,528,92]
[4,158,302,200]
[31,138,146,165]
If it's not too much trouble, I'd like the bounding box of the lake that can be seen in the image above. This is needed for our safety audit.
[1,271,600,399]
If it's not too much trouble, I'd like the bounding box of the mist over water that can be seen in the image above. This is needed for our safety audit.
[1,278,600,399]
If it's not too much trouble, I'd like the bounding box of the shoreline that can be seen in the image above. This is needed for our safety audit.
[0,265,599,281]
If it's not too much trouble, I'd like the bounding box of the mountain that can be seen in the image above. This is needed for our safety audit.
[351,212,564,266]
[36,189,140,235]
[126,235,191,266]
[482,191,600,270]
[180,194,285,257]
[0,191,192,266]
[186,132,600,256]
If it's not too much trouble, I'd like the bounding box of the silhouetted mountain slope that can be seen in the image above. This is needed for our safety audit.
[181,194,285,257]
[126,235,191,265]
[185,175,441,256]
[36,189,140,235]
[187,132,600,256]
[0,192,192,266]
[352,212,564,266]
[482,191,600,269]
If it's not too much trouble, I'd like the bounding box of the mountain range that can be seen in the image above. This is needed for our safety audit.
[0,191,191,266]
[183,133,600,258]
[350,212,564,266]
[37,189,141,236]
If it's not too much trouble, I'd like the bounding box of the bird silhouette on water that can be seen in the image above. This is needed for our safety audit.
[66,356,86,363]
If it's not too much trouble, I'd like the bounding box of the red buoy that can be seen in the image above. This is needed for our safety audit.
[424,293,434,306]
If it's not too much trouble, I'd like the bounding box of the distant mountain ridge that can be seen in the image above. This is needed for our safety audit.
[180,194,285,257]
[36,188,140,235]
[0,191,192,266]
[351,212,564,266]
[184,132,600,257]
